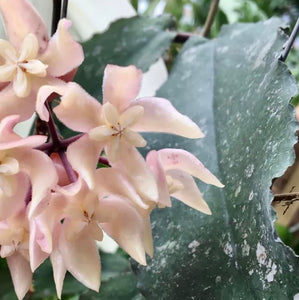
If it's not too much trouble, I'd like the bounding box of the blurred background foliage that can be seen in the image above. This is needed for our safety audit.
[130,0,299,81]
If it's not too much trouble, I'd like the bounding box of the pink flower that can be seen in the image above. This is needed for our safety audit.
[0,0,84,121]
[36,64,204,203]
[0,208,32,300]
[0,115,58,218]
[31,175,149,298]
[146,149,224,214]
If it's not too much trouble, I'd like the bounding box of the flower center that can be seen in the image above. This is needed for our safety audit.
[0,33,48,97]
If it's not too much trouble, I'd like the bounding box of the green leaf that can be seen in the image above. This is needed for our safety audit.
[134,18,299,299]
[74,15,176,99]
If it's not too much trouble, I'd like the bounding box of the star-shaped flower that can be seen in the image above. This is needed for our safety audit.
[0,0,84,121]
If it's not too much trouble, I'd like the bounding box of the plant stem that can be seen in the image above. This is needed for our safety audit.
[200,0,219,38]
[62,0,69,18]
[46,102,60,146]
[36,133,84,152]
[51,0,62,35]
[279,17,299,62]
[59,150,77,182]
[272,192,299,202]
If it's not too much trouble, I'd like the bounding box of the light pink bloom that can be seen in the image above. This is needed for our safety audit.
[0,0,84,121]
[31,174,149,298]
[0,208,32,300]
[36,64,204,202]
[146,149,224,214]
[0,115,58,218]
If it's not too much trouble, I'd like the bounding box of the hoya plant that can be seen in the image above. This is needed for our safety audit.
[0,0,298,299]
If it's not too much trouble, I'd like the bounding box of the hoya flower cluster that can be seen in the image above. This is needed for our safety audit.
[0,0,223,299]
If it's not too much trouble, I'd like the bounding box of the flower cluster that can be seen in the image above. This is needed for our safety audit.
[0,0,223,299]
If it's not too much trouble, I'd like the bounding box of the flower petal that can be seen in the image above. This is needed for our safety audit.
[146,150,171,207]
[18,33,39,61]
[7,252,32,300]
[35,81,67,121]
[14,149,58,218]
[0,39,17,61]
[53,82,102,130]
[0,115,46,148]
[0,0,48,51]
[89,126,114,141]
[102,102,120,126]
[13,67,30,97]
[39,19,84,77]
[167,169,212,215]
[50,240,67,299]
[67,135,103,189]
[98,194,147,265]
[0,86,36,122]
[59,228,101,291]
[0,65,16,82]
[112,142,158,202]
[20,60,47,76]
[123,129,147,147]
[158,149,224,187]
[94,168,148,209]
[0,173,29,220]
[29,218,49,272]
[119,105,144,128]
[130,97,205,138]
[102,64,142,112]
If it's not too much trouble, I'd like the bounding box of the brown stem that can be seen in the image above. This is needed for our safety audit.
[279,17,299,62]
[200,0,220,38]
[272,192,299,202]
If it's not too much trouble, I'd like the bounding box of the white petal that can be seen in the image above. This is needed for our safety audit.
[18,33,39,61]
[119,105,144,128]
[13,68,30,97]
[123,129,147,147]
[102,102,120,127]
[89,125,114,142]
[20,59,47,76]
[0,64,16,81]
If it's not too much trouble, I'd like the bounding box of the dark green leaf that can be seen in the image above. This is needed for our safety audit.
[134,18,299,299]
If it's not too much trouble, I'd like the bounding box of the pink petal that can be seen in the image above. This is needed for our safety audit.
[7,252,32,300]
[29,218,49,271]
[59,229,101,291]
[146,150,171,207]
[67,135,103,189]
[39,19,84,77]
[53,82,102,131]
[167,169,212,215]
[35,81,67,121]
[0,116,46,149]
[98,195,147,265]
[158,149,224,187]
[50,246,66,299]
[0,85,36,122]
[144,216,154,257]
[102,64,142,112]
[130,97,205,138]
[94,167,148,209]
[0,173,29,220]
[112,142,158,202]
[0,0,48,51]
[14,149,58,218]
